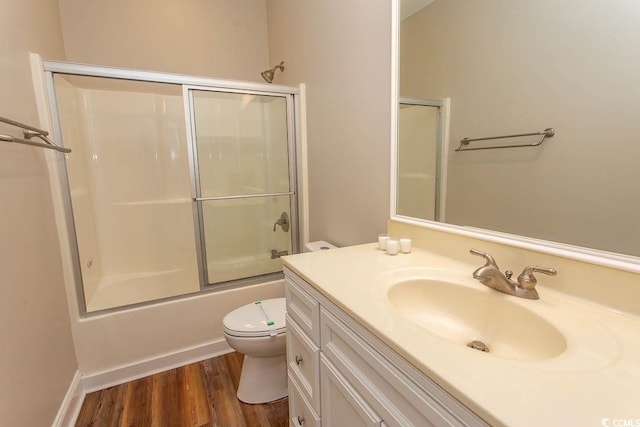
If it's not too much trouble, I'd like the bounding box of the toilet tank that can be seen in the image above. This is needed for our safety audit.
[304,240,337,252]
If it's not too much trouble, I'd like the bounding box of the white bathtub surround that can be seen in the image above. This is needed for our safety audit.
[85,268,195,312]
[53,77,200,312]
[282,236,640,426]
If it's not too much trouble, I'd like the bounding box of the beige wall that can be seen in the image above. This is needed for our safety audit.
[58,0,270,81]
[266,0,393,247]
[0,0,78,426]
[400,0,640,256]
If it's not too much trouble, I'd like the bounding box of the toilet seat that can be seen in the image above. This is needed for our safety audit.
[223,298,286,338]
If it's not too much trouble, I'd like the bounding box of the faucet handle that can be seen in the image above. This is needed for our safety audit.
[272,211,290,232]
[469,249,499,269]
[517,265,557,289]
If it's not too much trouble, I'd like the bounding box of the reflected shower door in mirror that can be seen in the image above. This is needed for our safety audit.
[397,98,447,222]
[397,0,640,258]
[189,89,297,286]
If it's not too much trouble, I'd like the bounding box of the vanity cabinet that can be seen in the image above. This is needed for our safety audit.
[286,272,321,426]
[285,267,488,427]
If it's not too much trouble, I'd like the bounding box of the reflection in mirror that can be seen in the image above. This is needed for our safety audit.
[397,98,445,221]
[397,0,640,258]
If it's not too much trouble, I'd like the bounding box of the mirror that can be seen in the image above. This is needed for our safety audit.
[396,0,640,259]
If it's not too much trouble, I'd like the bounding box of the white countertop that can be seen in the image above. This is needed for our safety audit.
[283,243,640,427]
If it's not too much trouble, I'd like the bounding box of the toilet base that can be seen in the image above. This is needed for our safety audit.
[237,353,288,404]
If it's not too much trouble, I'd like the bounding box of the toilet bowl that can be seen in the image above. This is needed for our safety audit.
[223,298,287,404]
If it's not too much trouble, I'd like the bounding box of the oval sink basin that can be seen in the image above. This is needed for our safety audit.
[387,279,567,361]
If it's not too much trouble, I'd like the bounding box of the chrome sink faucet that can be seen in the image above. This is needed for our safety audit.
[469,249,557,300]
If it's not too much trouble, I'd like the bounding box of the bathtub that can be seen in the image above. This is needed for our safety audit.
[85,268,199,312]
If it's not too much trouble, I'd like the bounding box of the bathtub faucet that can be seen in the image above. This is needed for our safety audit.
[273,211,290,232]
[271,249,289,259]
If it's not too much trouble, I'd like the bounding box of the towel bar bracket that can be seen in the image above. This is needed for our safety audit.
[0,115,70,153]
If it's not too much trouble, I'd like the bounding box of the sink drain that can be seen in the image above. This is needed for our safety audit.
[467,340,490,353]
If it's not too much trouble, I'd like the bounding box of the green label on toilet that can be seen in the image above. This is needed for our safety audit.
[255,301,275,326]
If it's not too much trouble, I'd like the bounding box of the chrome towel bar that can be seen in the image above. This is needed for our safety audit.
[456,128,555,152]
[0,115,71,153]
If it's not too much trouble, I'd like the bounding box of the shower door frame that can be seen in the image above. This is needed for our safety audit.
[184,85,300,289]
[42,60,302,315]
[397,97,449,222]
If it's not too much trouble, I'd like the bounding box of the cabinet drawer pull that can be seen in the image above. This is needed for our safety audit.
[296,415,305,425]
[295,355,304,365]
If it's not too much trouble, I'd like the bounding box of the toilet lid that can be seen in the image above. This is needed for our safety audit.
[223,298,286,337]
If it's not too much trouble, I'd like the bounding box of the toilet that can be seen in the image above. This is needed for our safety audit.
[223,298,287,404]
[223,241,337,404]
[304,240,338,252]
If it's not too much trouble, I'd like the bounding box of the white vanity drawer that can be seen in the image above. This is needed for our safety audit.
[286,314,321,413]
[320,307,487,427]
[289,374,321,427]
[285,268,320,344]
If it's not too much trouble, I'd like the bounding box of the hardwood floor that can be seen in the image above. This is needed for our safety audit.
[75,352,289,427]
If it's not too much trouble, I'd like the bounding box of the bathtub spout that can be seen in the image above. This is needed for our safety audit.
[271,249,289,259]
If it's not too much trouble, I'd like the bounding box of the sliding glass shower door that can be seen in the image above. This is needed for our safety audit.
[46,61,300,314]
[188,89,297,286]
[51,74,200,312]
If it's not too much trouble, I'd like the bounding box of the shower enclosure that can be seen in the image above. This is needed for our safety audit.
[45,62,299,313]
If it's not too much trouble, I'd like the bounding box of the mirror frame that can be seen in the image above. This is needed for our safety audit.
[389,0,640,274]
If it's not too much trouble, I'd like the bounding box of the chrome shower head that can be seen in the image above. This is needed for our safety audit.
[261,61,285,83]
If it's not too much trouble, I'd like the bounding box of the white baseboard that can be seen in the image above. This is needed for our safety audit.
[52,370,84,427]
[81,338,233,393]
